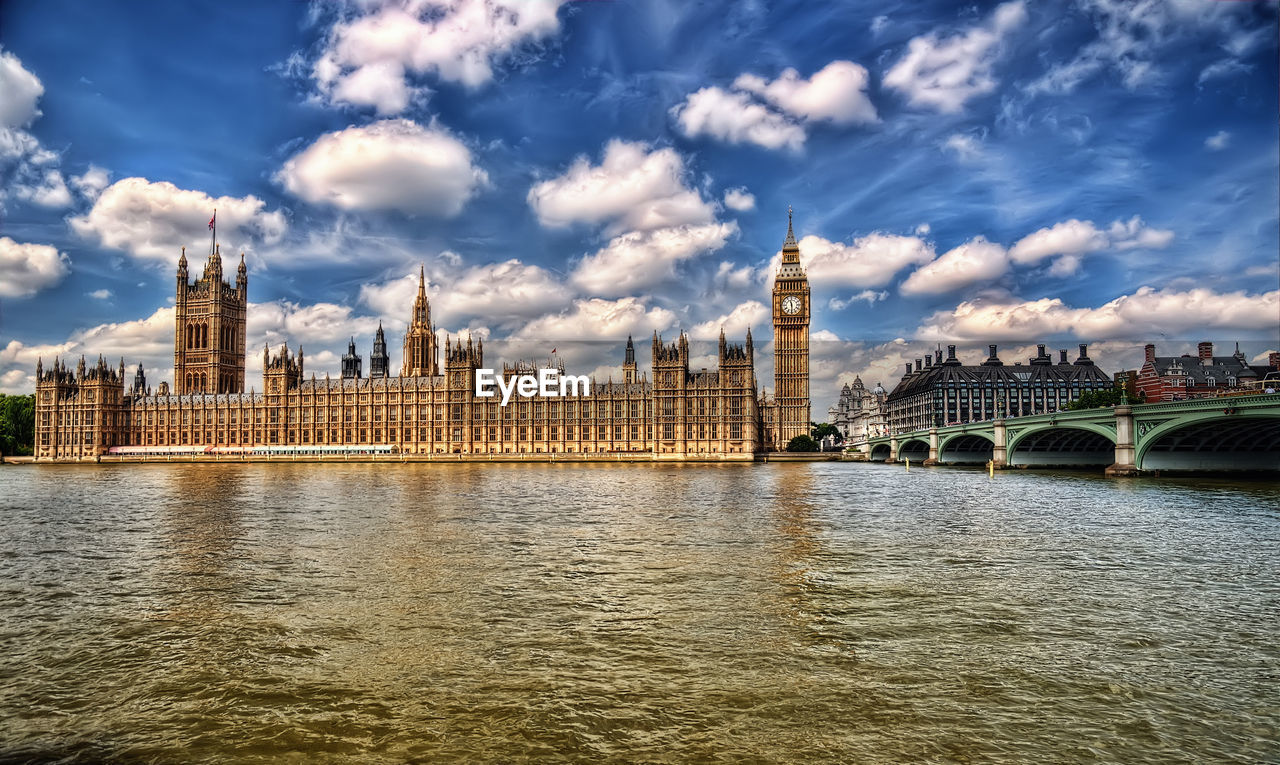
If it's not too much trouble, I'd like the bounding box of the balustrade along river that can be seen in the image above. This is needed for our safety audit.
[1,462,1276,762]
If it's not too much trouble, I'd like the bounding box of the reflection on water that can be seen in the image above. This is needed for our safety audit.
[0,463,1277,763]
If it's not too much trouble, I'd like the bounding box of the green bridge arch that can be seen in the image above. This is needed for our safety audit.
[1135,410,1280,471]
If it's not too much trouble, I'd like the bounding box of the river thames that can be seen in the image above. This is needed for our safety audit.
[0,463,1276,763]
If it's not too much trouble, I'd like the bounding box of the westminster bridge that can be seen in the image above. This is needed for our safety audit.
[860,393,1280,475]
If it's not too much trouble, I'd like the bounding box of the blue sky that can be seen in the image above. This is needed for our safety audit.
[1,0,1277,411]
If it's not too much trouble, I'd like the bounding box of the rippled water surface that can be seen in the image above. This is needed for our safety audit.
[1,462,1277,763]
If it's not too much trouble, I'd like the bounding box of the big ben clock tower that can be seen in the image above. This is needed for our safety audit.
[772,207,810,448]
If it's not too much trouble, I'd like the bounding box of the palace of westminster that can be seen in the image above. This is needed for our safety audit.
[34,218,815,460]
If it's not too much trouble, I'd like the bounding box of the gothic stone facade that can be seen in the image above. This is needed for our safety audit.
[34,229,802,460]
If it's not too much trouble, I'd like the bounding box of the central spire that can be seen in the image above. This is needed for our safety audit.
[783,205,797,249]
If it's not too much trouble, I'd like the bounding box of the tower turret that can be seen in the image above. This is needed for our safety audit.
[623,335,637,384]
[401,265,437,377]
[370,323,390,378]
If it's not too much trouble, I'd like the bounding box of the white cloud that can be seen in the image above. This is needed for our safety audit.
[671,86,806,151]
[360,259,569,327]
[1107,216,1174,250]
[514,297,676,341]
[0,49,72,210]
[672,60,877,151]
[1205,130,1230,151]
[312,0,569,114]
[772,232,936,289]
[884,1,1027,113]
[829,290,888,310]
[277,119,486,217]
[1029,0,1262,95]
[70,178,287,263]
[88,289,112,300]
[10,165,71,208]
[732,60,879,126]
[1009,219,1109,264]
[1009,216,1173,268]
[689,300,768,341]
[0,236,69,298]
[571,222,737,297]
[70,165,111,201]
[723,187,755,211]
[528,140,715,234]
[0,48,43,128]
[915,286,1280,341]
[900,236,1008,295]
[942,133,983,161]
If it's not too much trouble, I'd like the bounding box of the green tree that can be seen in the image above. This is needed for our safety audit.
[786,434,819,452]
[810,421,841,442]
[1065,387,1145,411]
[0,394,35,456]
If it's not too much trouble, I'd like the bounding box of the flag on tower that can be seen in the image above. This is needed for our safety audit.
[208,211,216,230]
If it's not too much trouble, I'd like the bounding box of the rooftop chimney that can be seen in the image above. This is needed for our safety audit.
[947,344,957,361]
[1198,341,1213,362]
[1059,349,1068,364]
[982,344,1003,367]
[1031,343,1051,365]
[1145,343,1156,364]
[915,359,922,372]
[1074,343,1093,365]
[924,355,932,368]
[905,362,913,376]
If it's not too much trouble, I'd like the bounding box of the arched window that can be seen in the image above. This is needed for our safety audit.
[201,324,208,348]
[185,373,192,391]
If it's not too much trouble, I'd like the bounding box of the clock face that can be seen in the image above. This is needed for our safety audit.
[782,296,802,315]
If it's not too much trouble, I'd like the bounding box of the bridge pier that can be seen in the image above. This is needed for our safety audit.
[886,436,898,464]
[992,419,1007,468]
[1105,405,1141,476]
[923,427,940,466]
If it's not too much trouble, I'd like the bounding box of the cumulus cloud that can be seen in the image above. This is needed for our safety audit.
[672,60,877,151]
[360,258,568,328]
[771,232,936,289]
[1106,216,1174,250]
[277,119,486,217]
[0,49,71,210]
[688,300,768,341]
[571,222,737,297]
[732,61,879,126]
[1205,130,1230,151]
[883,1,1027,113]
[723,187,755,211]
[528,140,715,233]
[514,297,677,341]
[900,236,1008,295]
[1009,216,1173,275]
[915,286,1280,342]
[0,306,175,393]
[1009,219,1110,265]
[0,236,69,298]
[311,0,569,114]
[70,165,110,200]
[88,289,112,300]
[0,47,43,128]
[671,86,806,151]
[70,178,287,263]
[829,290,888,310]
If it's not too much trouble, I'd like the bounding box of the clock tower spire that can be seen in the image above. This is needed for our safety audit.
[772,206,810,448]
